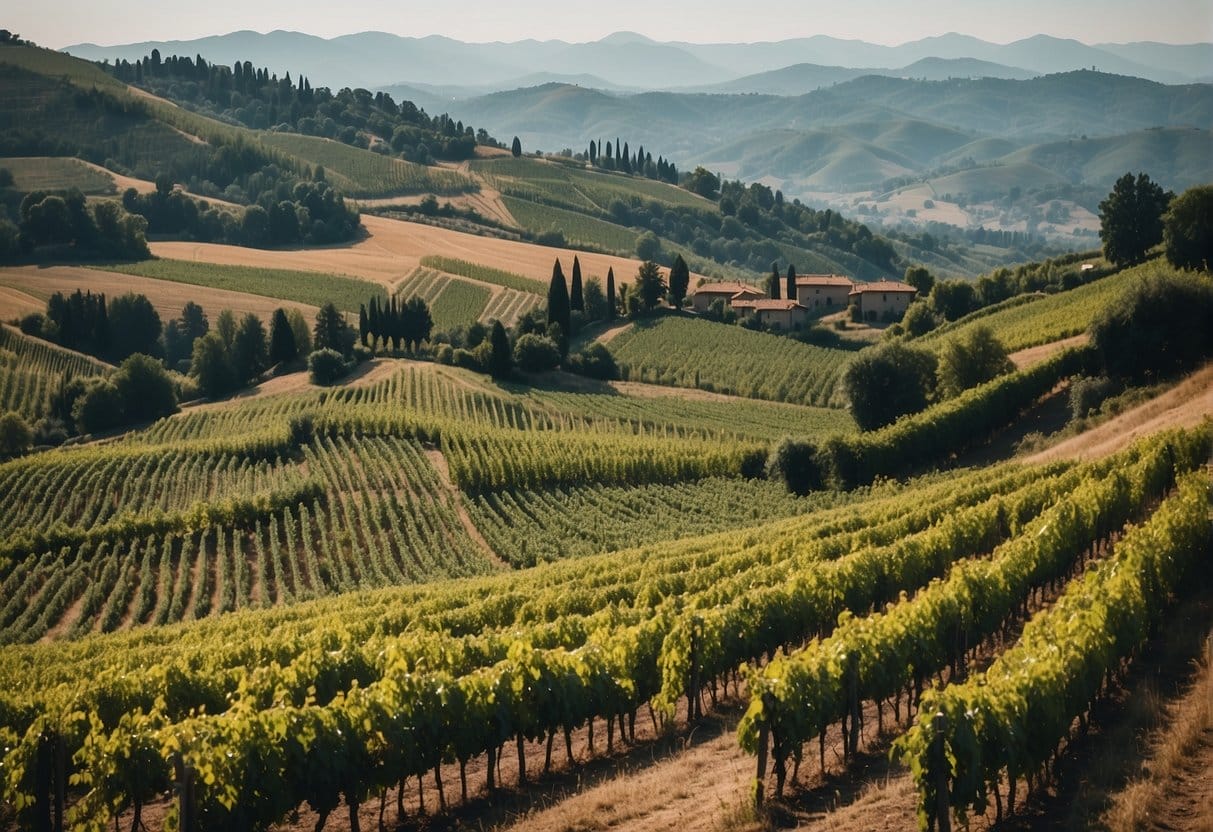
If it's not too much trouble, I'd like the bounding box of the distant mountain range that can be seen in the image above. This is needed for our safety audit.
[64,30,1213,94]
[59,29,1213,226]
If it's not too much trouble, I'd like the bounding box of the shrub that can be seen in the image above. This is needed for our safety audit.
[513,334,561,373]
[844,340,938,431]
[936,326,1013,399]
[434,344,454,365]
[566,342,619,379]
[452,347,483,372]
[765,437,823,495]
[73,379,125,434]
[1090,270,1213,383]
[1069,375,1118,421]
[0,411,33,458]
[307,348,348,385]
[113,353,178,424]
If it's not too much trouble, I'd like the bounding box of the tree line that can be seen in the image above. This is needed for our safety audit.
[121,174,359,247]
[584,137,679,185]
[0,185,149,262]
[106,50,496,163]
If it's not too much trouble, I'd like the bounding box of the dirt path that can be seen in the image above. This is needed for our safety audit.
[1025,363,1213,464]
[593,320,633,344]
[1009,333,1089,369]
[423,447,508,571]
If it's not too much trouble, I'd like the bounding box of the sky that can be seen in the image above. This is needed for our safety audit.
[11,0,1213,48]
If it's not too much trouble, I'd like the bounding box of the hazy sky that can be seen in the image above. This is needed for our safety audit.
[11,0,1213,48]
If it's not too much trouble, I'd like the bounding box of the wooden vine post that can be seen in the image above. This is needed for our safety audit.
[931,712,951,832]
[753,692,773,811]
[174,753,197,832]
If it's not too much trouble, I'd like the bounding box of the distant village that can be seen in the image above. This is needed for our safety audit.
[690,275,917,330]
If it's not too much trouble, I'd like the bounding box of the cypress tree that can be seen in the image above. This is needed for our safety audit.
[769,262,781,299]
[589,140,597,164]
[668,254,690,307]
[606,268,616,320]
[785,264,797,303]
[358,303,368,347]
[570,256,584,312]
[269,308,298,365]
[488,320,512,378]
[547,259,571,354]
[511,136,522,157]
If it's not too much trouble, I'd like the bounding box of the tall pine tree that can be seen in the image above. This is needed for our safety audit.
[570,256,584,312]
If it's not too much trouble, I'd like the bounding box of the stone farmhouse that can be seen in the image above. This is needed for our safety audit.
[794,274,854,311]
[848,280,918,320]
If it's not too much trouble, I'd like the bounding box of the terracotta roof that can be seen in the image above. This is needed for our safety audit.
[693,281,763,296]
[795,274,853,287]
[848,280,917,295]
[731,299,806,311]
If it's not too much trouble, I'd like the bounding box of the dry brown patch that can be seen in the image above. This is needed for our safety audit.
[1024,363,1213,464]
[151,214,696,291]
[1009,334,1089,369]
[0,265,317,323]
[0,285,45,320]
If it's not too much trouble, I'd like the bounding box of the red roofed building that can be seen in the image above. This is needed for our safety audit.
[848,280,917,320]
[730,298,808,330]
[690,281,766,312]
[794,274,854,311]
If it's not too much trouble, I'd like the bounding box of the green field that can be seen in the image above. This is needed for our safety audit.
[259,133,477,197]
[608,316,855,407]
[98,259,386,313]
[0,156,117,194]
[503,195,643,253]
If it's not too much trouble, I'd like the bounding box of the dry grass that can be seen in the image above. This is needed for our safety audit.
[1008,333,1089,369]
[150,214,686,292]
[1103,636,1213,832]
[0,265,317,323]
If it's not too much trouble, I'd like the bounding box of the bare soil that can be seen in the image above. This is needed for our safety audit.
[0,285,45,320]
[422,447,508,571]
[1025,363,1213,464]
[0,265,318,323]
[150,214,699,291]
[1008,333,1089,369]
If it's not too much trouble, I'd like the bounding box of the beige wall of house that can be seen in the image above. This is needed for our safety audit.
[852,289,915,319]
[795,284,851,310]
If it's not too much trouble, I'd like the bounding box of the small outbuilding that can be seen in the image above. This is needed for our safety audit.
[690,281,765,312]
[730,298,808,330]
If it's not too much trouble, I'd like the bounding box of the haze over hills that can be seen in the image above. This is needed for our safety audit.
[64,30,1213,92]
[42,25,1212,250]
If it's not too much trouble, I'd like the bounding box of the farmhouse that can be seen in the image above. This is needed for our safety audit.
[794,274,854,310]
[849,280,917,320]
[730,298,808,330]
[690,281,765,312]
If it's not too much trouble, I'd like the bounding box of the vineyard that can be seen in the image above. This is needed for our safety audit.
[1,426,1205,831]
[502,196,644,254]
[258,133,478,198]
[101,259,386,313]
[608,315,855,407]
[418,256,545,293]
[0,325,111,420]
[920,260,1146,352]
[393,267,491,331]
[0,156,117,194]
